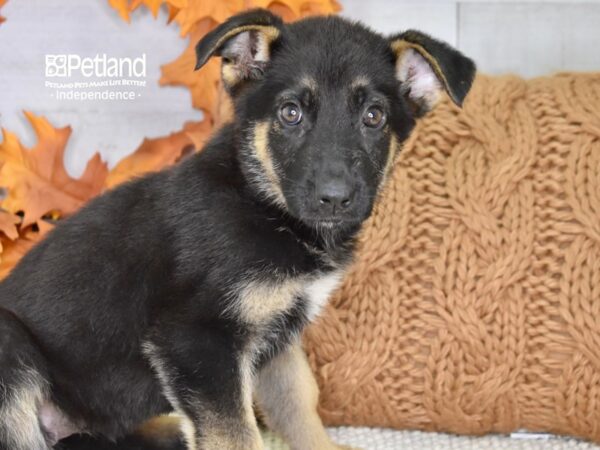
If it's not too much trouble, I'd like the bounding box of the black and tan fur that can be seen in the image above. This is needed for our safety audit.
[0,8,475,450]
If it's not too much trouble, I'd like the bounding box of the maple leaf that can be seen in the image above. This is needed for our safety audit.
[0,112,109,228]
[0,232,38,280]
[0,212,53,277]
[131,0,187,18]
[251,0,301,17]
[0,210,19,241]
[105,119,212,188]
[108,0,132,22]
[250,0,341,19]
[160,19,220,114]
[131,0,164,17]
[109,0,189,22]
[299,0,341,16]
[166,3,181,23]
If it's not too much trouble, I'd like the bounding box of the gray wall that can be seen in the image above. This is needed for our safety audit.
[1,0,598,174]
[341,0,600,77]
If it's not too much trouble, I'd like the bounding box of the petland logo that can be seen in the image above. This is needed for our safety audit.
[45,54,146,78]
[44,53,147,101]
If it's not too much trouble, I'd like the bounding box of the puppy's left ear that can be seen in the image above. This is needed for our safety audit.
[195,9,284,93]
[390,30,476,116]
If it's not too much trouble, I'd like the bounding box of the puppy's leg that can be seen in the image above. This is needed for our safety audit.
[131,414,186,450]
[143,328,263,450]
[55,415,186,450]
[254,343,356,450]
[0,308,51,450]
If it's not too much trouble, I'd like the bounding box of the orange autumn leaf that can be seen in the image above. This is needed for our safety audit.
[299,0,341,16]
[105,119,212,188]
[256,2,296,21]
[131,0,187,18]
[0,112,109,228]
[166,3,181,23]
[131,0,166,18]
[29,219,55,239]
[0,210,19,241]
[160,19,220,114]
[108,0,132,22]
[0,215,54,278]
[0,232,39,279]
[252,0,301,17]
[108,0,188,22]
[252,1,341,23]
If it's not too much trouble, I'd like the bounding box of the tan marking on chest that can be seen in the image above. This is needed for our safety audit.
[235,270,345,325]
[236,277,305,324]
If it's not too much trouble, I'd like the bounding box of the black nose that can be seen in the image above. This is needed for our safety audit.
[317,179,353,214]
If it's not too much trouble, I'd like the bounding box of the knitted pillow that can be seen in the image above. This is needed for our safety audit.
[304,73,600,443]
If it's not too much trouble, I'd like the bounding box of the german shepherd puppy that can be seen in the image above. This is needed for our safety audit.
[0,8,475,450]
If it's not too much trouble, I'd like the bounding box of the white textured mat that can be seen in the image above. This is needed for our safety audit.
[263,428,600,449]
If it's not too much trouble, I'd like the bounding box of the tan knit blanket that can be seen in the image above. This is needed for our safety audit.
[304,73,600,443]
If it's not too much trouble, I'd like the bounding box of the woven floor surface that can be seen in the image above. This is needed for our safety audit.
[263,428,600,449]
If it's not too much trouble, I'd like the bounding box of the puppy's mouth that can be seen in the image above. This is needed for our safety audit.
[302,216,362,229]
[314,219,343,228]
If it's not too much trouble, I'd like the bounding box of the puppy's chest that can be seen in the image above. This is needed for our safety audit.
[232,269,344,360]
[234,269,344,326]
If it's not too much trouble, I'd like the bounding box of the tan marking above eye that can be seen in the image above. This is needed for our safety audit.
[300,76,318,93]
[350,75,370,90]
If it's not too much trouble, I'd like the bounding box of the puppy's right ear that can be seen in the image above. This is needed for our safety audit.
[195,9,284,93]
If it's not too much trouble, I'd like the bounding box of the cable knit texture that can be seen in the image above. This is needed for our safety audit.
[304,73,600,442]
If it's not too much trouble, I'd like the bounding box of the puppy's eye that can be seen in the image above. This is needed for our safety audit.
[279,102,303,126]
[363,106,385,128]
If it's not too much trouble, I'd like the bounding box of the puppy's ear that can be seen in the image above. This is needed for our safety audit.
[195,8,283,93]
[390,30,476,116]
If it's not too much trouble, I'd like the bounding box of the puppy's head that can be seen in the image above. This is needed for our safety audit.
[195,9,475,230]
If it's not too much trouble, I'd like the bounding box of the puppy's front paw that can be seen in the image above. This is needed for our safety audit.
[332,444,362,450]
